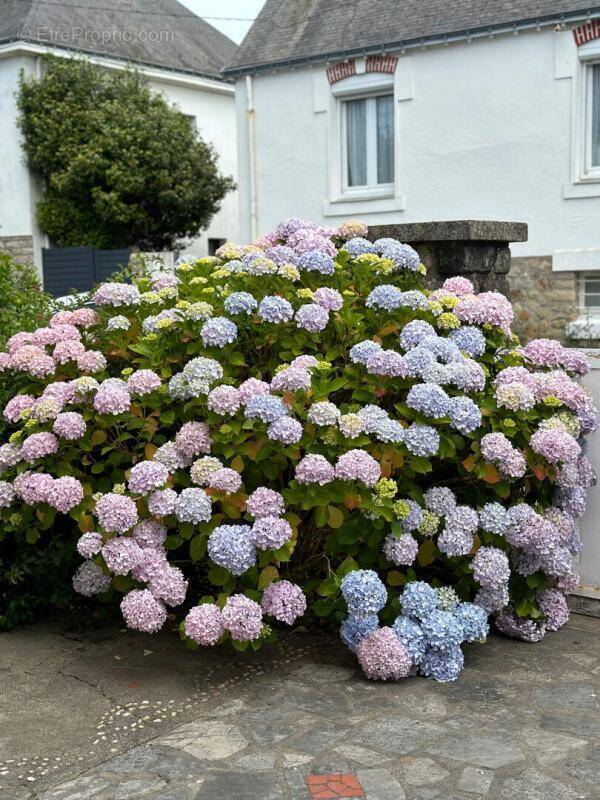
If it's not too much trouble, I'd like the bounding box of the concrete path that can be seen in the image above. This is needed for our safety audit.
[1,615,599,799]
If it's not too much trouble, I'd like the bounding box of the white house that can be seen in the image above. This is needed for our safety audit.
[0,0,238,288]
[225,0,600,343]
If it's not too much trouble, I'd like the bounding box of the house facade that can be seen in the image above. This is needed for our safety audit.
[0,0,238,287]
[225,0,600,343]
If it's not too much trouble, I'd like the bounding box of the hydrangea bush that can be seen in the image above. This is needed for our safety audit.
[0,217,596,681]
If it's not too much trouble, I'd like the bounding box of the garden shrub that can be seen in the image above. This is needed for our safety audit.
[0,218,596,680]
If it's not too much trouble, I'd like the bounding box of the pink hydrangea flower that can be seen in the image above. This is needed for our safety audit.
[14,472,54,505]
[335,449,381,487]
[102,536,144,575]
[4,394,35,423]
[53,412,86,440]
[237,378,271,404]
[128,461,169,495]
[295,454,335,485]
[222,594,263,642]
[147,489,178,517]
[53,340,86,364]
[77,531,103,558]
[441,276,474,296]
[246,487,285,518]
[356,627,413,681]
[120,589,166,632]
[49,476,84,513]
[208,468,242,494]
[127,369,161,396]
[95,493,138,533]
[76,350,107,373]
[94,379,131,415]
[132,520,168,549]
[184,603,225,645]
[175,422,211,458]
[261,581,306,624]
[20,432,59,464]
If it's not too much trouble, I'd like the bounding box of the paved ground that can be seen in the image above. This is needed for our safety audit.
[1,614,599,800]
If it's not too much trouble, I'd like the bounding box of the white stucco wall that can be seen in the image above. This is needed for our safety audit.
[148,78,238,257]
[0,53,47,273]
[235,28,600,257]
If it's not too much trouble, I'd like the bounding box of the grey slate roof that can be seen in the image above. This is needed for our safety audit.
[225,0,600,75]
[0,0,237,81]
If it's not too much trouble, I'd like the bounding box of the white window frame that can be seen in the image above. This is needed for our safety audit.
[340,92,395,198]
[584,60,600,178]
[580,271,600,315]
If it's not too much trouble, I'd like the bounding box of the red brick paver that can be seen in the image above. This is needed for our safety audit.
[306,773,366,799]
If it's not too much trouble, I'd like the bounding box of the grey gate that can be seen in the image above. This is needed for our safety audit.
[42,247,131,297]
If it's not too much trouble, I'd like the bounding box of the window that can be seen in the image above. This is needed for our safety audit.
[208,238,226,256]
[586,63,600,174]
[580,272,600,314]
[342,94,394,193]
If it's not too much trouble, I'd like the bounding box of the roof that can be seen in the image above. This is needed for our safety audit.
[0,0,237,81]
[225,0,600,76]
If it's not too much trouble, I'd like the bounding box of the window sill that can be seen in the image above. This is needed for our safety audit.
[563,179,600,199]
[322,194,406,217]
[565,317,600,339]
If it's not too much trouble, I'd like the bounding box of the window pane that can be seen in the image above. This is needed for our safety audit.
[346,99,367,186]
[376,94,394,184]
[593,64,600,168]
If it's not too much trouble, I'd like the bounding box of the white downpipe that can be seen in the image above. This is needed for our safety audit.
[246,75,258,240]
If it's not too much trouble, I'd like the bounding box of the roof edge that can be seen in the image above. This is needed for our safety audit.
[0,36,234,84]
[223,5,600,77]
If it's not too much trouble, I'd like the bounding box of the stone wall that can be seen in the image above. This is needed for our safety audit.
[0,235,34,265]
[509,256,579,344]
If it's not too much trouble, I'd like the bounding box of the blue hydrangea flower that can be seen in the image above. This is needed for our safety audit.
[479,502,508,535]
[406,383,451,419]
[424,487,456,516]
[372,237,399,252]
[399,320,436,350]
[420,335,462,364]
[399,290,428,310]
[340,614,379,652]
[183,356,223,384]
[342,237,375,257]
[297,250,335,275]
[341,569,387,615]
[244,394,289,423]
[449,326,486,358]
[421,609,463,652]
[401,581,439,620]
[207,524,256,576]
[358,405,389,434]
[374,418,405,444]
[224,292,257,315]
[258,295,294,323]
[404,423,440,457]
[200,317,237,348]
[265,245,297,265]
[365,285,404,311]
[392,615,426,665]
[402,499,424,532]
[448,396,482,434]
[454,602,489,642]
[349,340,383,365]
[401,347,436,378]
[420,646,464,681]
[380,242,420,270]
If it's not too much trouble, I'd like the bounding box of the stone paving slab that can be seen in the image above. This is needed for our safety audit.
[0,616,599,799]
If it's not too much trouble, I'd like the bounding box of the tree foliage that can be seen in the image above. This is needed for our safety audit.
[17,56,235,250]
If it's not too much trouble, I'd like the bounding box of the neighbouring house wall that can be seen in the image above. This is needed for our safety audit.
[509,257,580,344]
[0,54,46,276]
[149,79,238,258]
[234,28,600,261]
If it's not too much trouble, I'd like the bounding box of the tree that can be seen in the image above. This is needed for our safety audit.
[17,56,235,250]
